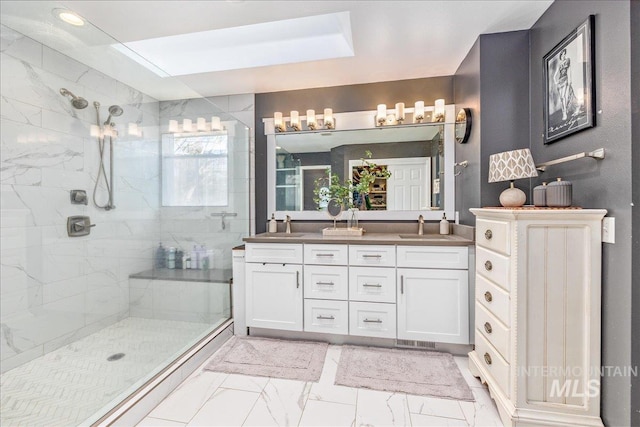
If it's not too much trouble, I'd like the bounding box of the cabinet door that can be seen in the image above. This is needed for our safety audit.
[397,268,469,344]
[246,263,303,331]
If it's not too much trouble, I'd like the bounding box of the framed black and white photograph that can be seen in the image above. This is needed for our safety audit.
[543,15,595,144]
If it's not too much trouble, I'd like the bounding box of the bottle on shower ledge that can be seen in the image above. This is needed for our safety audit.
[155,243,166,269]
[191,245,199,269]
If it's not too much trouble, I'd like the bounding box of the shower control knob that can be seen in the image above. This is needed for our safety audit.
[70,189,88,205]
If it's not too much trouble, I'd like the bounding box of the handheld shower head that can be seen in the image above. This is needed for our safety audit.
[103,105,123,125]
[59,88,88,109]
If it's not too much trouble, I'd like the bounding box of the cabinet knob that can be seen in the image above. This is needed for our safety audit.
[484,260,493,271]
[485,229,493,240]
[484,322,493,334]
[484,291,493,302]
[484,353,492,365]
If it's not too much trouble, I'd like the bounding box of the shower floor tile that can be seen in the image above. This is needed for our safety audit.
[0,317,215,427]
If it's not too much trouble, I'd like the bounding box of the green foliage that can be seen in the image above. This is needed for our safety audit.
[313,151,391,210]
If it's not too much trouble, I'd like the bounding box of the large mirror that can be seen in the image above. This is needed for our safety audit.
[265,109,456,221]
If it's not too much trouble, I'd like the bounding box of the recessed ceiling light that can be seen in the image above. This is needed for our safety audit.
[53,9,85,26]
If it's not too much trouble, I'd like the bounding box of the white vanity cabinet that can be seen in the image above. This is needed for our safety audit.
[469,208,606,427]
[245,243,303,331]
[303,244,350,335]
[243,240,472,345]
[396,246,469,345]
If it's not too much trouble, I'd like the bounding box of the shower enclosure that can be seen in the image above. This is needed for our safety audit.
[0,2,251,425]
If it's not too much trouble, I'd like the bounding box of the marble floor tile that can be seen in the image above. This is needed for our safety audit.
[242,378,311,427]
[308,381,358,406]
[149,370,228,423]
[187,388,260,427]
[355,389,411,427]
[220,373,269,393]
[299,399,356,427]
[459,387,503,427]
[407,395,466,420]
[318,345,342,384]
[137,416,187,426]
[454,356,486,389]
[411,413,469,426]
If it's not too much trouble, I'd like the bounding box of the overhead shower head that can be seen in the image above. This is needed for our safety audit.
[103,105,123,125]
[59,88,88,109]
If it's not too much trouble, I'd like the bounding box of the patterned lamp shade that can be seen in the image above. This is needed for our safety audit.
[488,148,538,183]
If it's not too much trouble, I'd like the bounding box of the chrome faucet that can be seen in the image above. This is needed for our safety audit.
[418,214,424,235]
[285,215,291,234]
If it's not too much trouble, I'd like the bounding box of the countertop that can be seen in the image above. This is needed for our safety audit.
[243,230,474,246]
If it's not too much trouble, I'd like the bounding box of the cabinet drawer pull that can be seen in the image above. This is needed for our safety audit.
[362,254,382,258]
[315,253,334,257]
[363,283,382,288]
[484,260,493,271]
[485,229,493,240]
[316,281,335,286]
[296,270,300,288]
[484,322,493,334]
[400,275,404,294]
[363,318,383,323]
[317,315,335,320]
[484,353,492,365]
[484,291,493,302]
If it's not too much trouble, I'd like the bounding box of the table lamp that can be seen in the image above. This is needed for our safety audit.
[488,148,538,207]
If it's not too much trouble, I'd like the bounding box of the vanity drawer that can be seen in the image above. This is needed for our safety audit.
[245,243,303,264]
[476,219,510,256]
[349,267,396,303]
[349,245,395,267]
[397,246,468,270]
[304,265,348,300]
[476,275,510,327]
[304,299,348,335]
[304,244,348,265]
[476,246,510,291]
[476,303,510,362]
[475,332,510,398]
[349,301,396,339]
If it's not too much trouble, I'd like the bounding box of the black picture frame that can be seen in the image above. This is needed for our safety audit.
[543,15,596,144]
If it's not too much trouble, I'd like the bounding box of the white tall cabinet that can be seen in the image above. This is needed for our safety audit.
[468,208,606,427]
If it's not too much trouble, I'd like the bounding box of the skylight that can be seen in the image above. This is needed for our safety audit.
[115,12,354,77]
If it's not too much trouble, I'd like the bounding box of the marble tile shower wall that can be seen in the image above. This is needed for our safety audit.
[0,25,162,373]
[158,95,254,269]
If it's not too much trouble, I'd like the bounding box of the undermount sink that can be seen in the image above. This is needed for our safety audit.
[398,234,457,240]
[261,232,306,238]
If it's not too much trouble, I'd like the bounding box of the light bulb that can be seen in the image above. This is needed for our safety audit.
[274,112,284,132]
[324,108,334,129]
[414,101,425,123]
[290,110,300,131]
[182,118,192,132]
[306,109,317,130]
[168,120,178,133]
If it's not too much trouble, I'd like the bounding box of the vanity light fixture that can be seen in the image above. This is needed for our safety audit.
[414,101,425,123]
[290,111,301,131]
[377,104,387,125]
[273,109,336,132]
[167,117,225,133]
[433,98,445,122]
[395,102,405,123]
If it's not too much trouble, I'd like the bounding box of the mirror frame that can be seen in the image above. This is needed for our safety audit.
[264,106,457,221]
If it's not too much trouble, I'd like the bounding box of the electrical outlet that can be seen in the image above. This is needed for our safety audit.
[602,217,615,244]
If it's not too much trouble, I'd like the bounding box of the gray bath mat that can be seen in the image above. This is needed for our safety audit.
[335,345,474,401]
[204,336,328,382]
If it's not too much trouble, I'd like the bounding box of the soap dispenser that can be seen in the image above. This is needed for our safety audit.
[439,213,450,235]
[268,213,278,233]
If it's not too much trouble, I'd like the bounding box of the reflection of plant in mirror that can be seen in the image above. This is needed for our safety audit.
[313,150,391,210]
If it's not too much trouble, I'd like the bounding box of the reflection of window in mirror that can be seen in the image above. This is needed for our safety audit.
[161,133,228,206]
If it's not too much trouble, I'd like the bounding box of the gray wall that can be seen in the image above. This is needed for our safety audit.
[453,38,481,225]
[453,31,530,224]
[529,4,632,426]
[630,0,640,425]
[255,77,454,233]
[453,2,635,424]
